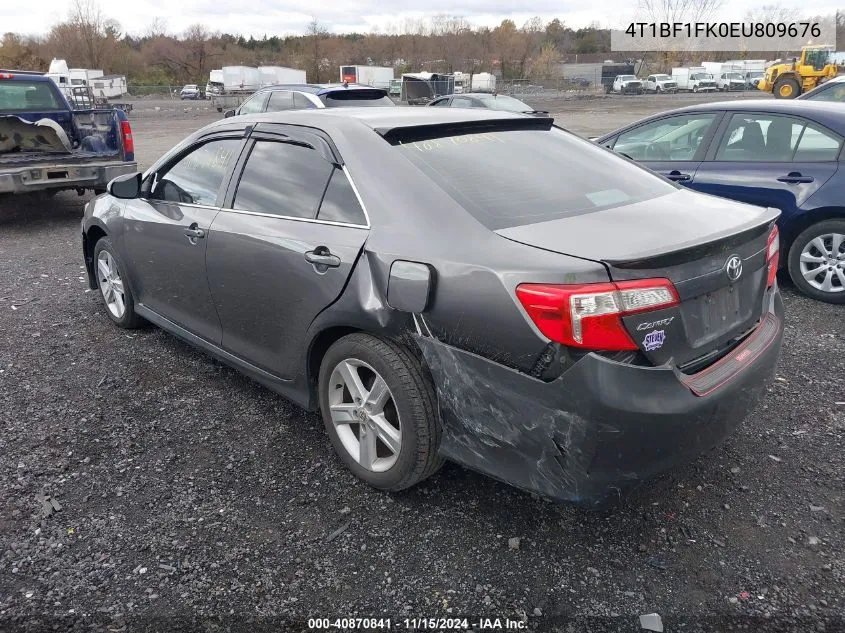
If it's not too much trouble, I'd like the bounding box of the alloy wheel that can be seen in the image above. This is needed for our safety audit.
[96,250,127,318]
[799,232,845,294]
[327,359,402,472]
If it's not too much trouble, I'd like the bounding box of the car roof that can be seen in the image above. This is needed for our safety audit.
[0,71,52,82]
[259,83,387,95]
[653,99,845,133]
[206,106,537,137]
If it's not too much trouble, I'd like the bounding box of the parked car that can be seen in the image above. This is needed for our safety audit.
[428,93,549,116]
[717,72,746,91]
[597,100,845,303]
[180,84,201,100]
[643,74,677,93]
[797,75,845,102]
[612,75,643,95]
[225,83,394,117]
[0,70,136,197]
[82,108,784,506]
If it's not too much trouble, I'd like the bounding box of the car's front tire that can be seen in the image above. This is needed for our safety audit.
[93,237,143,328]
[787,219,845,304]
[318,333,443,491]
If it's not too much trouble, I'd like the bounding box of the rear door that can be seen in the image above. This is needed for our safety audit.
[123,135,246,343]
[691,112,842,215]
[206,124,369,379]
[607,111,723,184]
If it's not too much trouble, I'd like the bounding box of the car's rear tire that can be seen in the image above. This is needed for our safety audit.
[787,219,845,304]
[774,77,801,99]
[92,237,143,328]
[318,333,443,491]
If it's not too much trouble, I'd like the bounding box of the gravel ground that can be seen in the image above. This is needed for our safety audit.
[1,92,843,633]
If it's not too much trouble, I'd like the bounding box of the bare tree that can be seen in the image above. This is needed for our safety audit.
[638,0,723,67]
[531,42,562,80]
[145,17,168,39]
[306,17,328,83]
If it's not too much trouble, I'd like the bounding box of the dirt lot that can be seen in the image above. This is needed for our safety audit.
[1,92,843,633]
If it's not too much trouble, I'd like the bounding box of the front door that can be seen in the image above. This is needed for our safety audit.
[122,137,244,343]
[608,111,723,185]
[206,132,369,379]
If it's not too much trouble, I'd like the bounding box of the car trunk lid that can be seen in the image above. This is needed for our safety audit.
[496,189,779,367]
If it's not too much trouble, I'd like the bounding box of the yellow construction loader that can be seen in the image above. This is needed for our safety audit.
[757,45,839,99]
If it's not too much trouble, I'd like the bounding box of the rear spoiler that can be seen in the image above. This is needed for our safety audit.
[377,116,554,144]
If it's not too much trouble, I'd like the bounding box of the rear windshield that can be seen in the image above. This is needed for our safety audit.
[321,91,394,107]
[0,80,62,112]
[393,128,676,230]
[477,95,532,112]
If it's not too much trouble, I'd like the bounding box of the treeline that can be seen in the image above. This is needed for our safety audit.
[0,0,609,85]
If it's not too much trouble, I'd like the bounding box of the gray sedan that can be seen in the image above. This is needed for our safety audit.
[82,108,784,505]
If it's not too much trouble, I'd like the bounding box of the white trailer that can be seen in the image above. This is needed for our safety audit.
[222,66,261,92]
[339,65,394,88]
[258,66,307,86]
[90,75,127,98]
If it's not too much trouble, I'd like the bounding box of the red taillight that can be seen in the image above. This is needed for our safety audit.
[766,224,779,288]
[0,73,14,80]
[515,278,680,351]
[120,120,134,155]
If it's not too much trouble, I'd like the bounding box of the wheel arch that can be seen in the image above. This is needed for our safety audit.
[83,223,108,289]
[781,207,845,265]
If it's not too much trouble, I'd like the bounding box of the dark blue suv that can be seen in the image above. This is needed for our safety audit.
[598,100,845,303]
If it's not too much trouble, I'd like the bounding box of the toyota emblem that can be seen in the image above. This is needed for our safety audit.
[725,255,743,283]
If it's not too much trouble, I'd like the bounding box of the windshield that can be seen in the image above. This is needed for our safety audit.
[692,74,712,80]
[321,91,394,107]
[726,73,743,79]
[619,75,636,80]
[0,80,62,112]
[478,95,533,112]
[654,75,672,80]
[392,128,675,230]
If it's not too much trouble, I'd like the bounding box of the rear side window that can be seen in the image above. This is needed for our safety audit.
[715,113,841,162]
[317,169,367,225]
[265,91,293,112]
[293,92,316,109]
[152,139,242,206]
[0,80,62,111]
[804,83,845,102]
[233,140,332,219]
[394,128,676,230]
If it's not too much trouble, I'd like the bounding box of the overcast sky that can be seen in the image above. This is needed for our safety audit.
[1,0,840,39]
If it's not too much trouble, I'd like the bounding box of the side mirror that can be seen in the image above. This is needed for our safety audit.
[224,109,236,118]
[107,172,141,199]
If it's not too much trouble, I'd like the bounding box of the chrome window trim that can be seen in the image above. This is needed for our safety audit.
[221,206,369,230]
[340,164,371,228]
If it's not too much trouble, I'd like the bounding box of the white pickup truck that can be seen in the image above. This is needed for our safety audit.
[612,75,643,95]
[643,74,678,93]
[672,67,717,92]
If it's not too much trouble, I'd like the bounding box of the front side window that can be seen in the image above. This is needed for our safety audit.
[232,140,333,219]
[714,113,841,162]
[613,113,717,161]
[393,127,676,231]
[238,92,267,115]
[151,139,242,205]
[265,91,293,112]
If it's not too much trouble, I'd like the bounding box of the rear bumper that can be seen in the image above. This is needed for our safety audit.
[416,288,783,506]
[0,161,137,194]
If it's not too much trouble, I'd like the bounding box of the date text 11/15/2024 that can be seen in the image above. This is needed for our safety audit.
[307,617,528,630]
